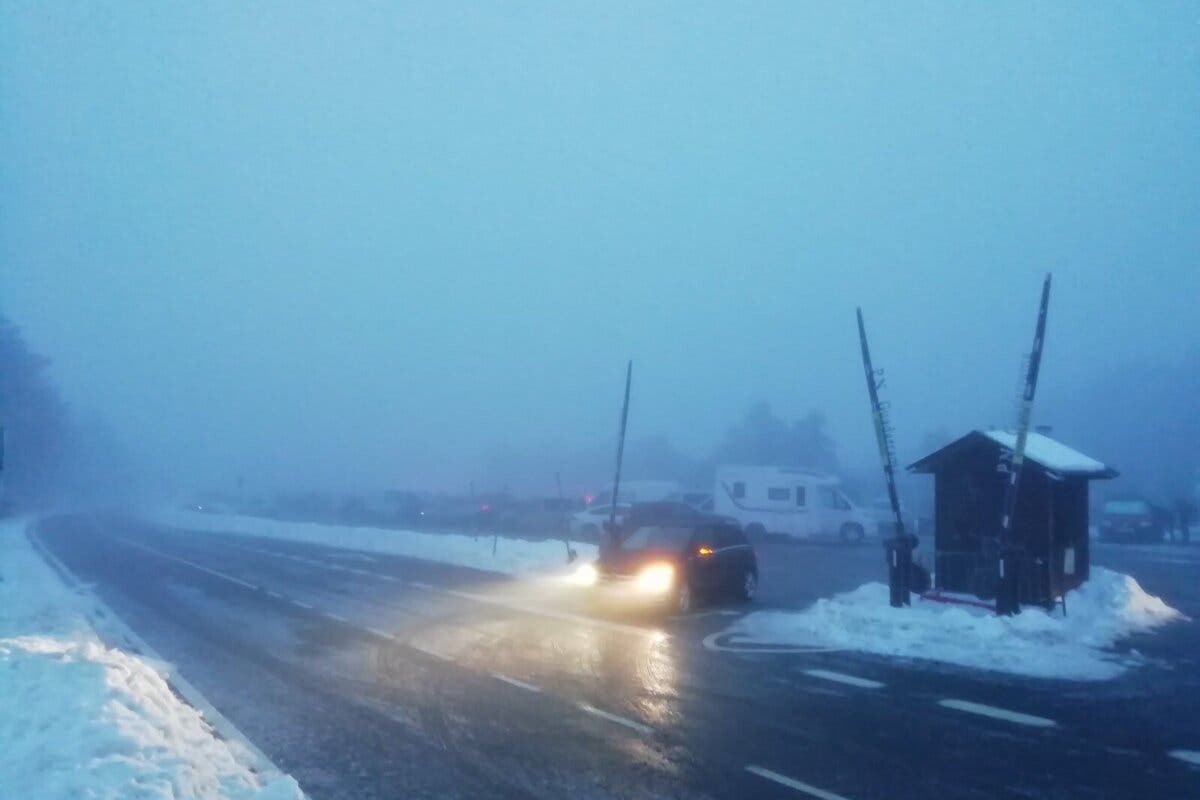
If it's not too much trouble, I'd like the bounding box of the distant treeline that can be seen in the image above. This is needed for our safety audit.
[0,314,72,503]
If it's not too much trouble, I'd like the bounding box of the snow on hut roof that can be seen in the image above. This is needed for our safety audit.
[908,430,1117,477]
[982,430,1109,474]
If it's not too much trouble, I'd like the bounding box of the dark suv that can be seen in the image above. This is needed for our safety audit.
[1099,498,1169,544]
[598,518,758,614]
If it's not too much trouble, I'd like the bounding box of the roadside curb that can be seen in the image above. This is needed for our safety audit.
[25,517,307,798]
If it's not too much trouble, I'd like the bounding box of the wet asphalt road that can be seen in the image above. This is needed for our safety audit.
[33,514,1200,800]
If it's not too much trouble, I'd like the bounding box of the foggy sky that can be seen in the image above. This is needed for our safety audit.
[2,3,1198,496]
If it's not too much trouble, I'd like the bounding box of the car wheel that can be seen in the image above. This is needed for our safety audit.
[738,570,758,602]
[840,523,865,545]
[675,582,693,614]
[745,523,767,539]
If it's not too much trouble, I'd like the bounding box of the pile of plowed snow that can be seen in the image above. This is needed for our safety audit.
[723,568,1184,680]
[150,509,594,577]
[0,517,303,799]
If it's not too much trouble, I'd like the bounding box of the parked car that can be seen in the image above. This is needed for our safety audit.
[712,465,873,543]
[587,480,681,507]
[590,517,758,614]
[1099,498,1170,544]
[569,503,631,540]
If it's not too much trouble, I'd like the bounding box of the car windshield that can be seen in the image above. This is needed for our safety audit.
[620,525,693,551]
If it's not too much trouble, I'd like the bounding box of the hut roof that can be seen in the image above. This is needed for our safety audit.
[908,430,1118,478]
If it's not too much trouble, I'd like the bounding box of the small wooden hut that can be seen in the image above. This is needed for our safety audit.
[908,430,1117,606]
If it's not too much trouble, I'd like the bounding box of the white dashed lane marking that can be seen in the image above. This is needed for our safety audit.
[803,669,884,689]
[938,699,1056,728]
[577,703,652,735]
[745,765,853,800]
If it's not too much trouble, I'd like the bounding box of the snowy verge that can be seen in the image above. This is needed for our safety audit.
[0,516,304,799]
[721,568,1185,681]
[147,509,596,577]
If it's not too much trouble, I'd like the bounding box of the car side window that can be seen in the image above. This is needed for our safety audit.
[795,486,806,507]
[732,482,745,499]
[767,487,790,502]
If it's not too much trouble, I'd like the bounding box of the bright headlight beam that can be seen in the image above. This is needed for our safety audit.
[570,562,599,586]
[635,563,675,594]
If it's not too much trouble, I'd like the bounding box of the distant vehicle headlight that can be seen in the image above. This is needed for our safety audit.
[635,563,675,594]
[571,562,599,586]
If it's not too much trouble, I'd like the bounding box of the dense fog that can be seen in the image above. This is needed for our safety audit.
[2,4,1197,509]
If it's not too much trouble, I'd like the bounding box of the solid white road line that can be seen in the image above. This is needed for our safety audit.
[36,524,299,790]
[492,673,541,693]
[116,538,259,590]
[803,669,884,690]
[745,765,853,800]
[576,703,653,735]
[1169,750,1200,766]
[938,699,1056,728]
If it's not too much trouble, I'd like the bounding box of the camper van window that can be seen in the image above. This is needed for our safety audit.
[767,487,790,501]
[795,487,806,507]
[732,482,745,499]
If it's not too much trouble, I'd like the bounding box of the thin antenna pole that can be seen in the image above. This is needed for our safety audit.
[556,471,576,563]
[605,361,633,554]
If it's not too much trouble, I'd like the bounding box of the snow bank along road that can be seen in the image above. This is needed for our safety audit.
[32,513,1200,800]
[1,516,303,800]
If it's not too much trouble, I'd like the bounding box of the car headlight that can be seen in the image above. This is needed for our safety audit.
[570,562,599,586]
[635,563,675,594]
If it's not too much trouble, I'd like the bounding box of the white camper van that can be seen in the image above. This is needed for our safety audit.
[713,466,872,543]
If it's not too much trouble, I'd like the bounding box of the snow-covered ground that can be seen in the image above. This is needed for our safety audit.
[149,509,596,577]
[721,568,1185,681]
[0,516,304,800]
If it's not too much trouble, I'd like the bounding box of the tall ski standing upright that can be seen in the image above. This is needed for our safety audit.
[604,361,633,557]
[856,308,911,607]
[995,273,1052,616]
